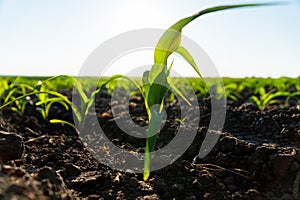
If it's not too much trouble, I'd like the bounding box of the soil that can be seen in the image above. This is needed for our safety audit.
[0,88,300,200]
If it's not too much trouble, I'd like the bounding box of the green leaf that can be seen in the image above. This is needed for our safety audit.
[11,107,21,114]
[150,3,273,92]
[262,91,289,106]
[155,3,275,70]
[175,46,202,78]
[36,97,68,106]
[147,67,169,111]
[85,89,101,116]
[50,119,76,130]
[37,84,48,102]
[73,79,89,104]
[46,91,72,105]
[226,92,239,101]
[71,104,82,125]
[167,76,191,106]
[142,71,150,85]
[154,29,181,65]
[44,99,69,120]
[45,103,53,119]
[257,87,266,97]
[142,71,150,97]
[142,71,151,114]
[143,109,164,181]
[36,107,46,119]
[166,59,175,76]
[170,3,278,31]
[250,95,262,109]
[165,59,192,106]
[267,99,280,105]
[102,74,143,98]
[4,88,18,103]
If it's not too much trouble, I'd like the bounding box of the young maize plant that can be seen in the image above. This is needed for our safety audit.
[35,80,70,121]
[250,87,290,110]
[1,81,34,115]
[50,75,141,131]
[141,3,278,181]
[0,77,72,126]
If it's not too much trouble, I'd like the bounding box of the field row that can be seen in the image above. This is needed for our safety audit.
[0,76,299,129]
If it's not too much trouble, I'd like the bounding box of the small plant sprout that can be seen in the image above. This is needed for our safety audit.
[35,80,70,121]
[0,78,11,101]
[224,83,243,102]
[1,80,34,114]
[250,87,290,110]
[139,3,278,181]
[52,75,140,131]
[0,77,73,126]
[286,91,300,105]
[63,76,101,130]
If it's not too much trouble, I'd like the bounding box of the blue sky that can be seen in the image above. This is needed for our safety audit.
[0,0,299,77]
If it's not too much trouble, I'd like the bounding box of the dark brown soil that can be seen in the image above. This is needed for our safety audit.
[0,89,300,200]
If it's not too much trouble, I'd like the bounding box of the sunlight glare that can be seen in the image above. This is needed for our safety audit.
[110,0,166,30]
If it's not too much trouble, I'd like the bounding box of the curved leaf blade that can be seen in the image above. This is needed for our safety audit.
[175,46,202,78]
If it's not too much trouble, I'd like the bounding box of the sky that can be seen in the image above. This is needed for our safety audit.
[0,0,299,78]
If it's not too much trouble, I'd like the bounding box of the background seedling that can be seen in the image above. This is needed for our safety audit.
[249,87,290,110]
[1,79,34,115]
[285,91,300,106]
[68,74,142,131]
[0,77,72,127]
[35,80,70,120]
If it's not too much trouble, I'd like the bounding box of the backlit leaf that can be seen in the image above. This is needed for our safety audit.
[175,46,202,78]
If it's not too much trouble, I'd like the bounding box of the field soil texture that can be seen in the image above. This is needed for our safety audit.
[0,86,300,200]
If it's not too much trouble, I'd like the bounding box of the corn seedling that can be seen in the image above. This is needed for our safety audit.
[1,80,35,115]
[0,78,10,101]
[285,91,300,105]
[212,81,241,101]
[0,77,72,126]
[0,75,139,131]
[34,80,70,121]
[250,87,290,110]
[190,80,209,98]
[134,3,276,181]
[33,76,91,130]
[49,75,140,132]
[10,96,33,115]
[64,77,101,130]
[225,83,244,101]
